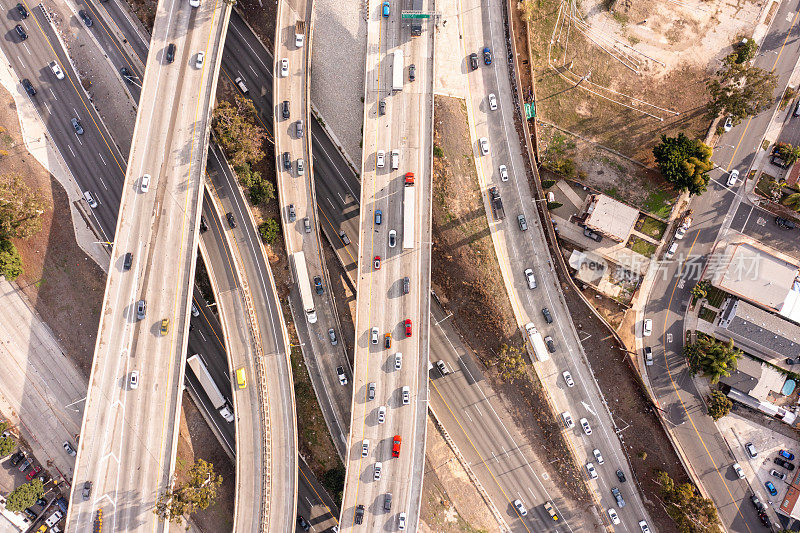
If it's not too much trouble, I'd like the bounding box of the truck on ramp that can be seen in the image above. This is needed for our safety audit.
[403,172,415,249]
[187,354,235,422]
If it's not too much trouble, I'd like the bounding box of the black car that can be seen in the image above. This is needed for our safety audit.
[774,457,795,470]
[21,78,35,96]
[282,100,290,119]
[123,252,133,271]
[751,493,766,511]
[226,212,236,228]
[199,215,208,233]
[297,515,310,532]
[776,216,796,230]
[82,481,92,500]
[409,64,415,81]
[9,451,24,466]
[313,276,323,295]
[542,307,553,324]
[355,504,364,524]
[165,43,176,64]
[403,276,410,295]
[483,47,492,65]
[23,508,36,520]
[469,53,478,71]
[35,497,47,507]
[120,67,134,83]
[15,24,27,41]
[379,99,386,115]
[757,511,770,527]
[615,468,626,482]
[787,357,799,365]
[16,3,28,19]
[78,10,93,27]
[583,227,602,242]
[545,336,556,353]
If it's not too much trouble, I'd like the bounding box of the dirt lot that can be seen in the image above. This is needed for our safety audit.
[432,94,590,505]
[174,395,235,531]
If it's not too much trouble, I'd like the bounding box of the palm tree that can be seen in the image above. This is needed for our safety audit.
[684,336,741,383]
[783,193,800,212]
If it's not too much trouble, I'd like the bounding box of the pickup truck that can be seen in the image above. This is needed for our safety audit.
[489,187,505,219]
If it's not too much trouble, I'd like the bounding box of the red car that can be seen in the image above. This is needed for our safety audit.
[374,256,381,270]
[404,319,412,337]
[392,435,402,458]
[26,465,41,481]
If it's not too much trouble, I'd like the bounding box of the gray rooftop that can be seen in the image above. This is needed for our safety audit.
[723,300,800,360]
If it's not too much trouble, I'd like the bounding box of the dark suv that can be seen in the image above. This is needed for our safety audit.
[776,216,796,230]
[16,3,28,18]
[774,457,795,470]
[355,504,365,524]
[542,308,553,324]
[15,24,27,41]
[21,78,35,96]
[281,100,290,119]
[468,53,478,71]
[313,276,323,294]
[409,64,416,81]
[165,43,176,64]
[226,212,236,228]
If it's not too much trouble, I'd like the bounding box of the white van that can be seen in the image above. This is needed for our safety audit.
[391,149,400,170]
[83,190,98,208]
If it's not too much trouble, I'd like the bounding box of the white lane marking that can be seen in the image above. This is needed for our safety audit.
[68,145,75,158]
[97,175,108,191]
[99,152,107,166]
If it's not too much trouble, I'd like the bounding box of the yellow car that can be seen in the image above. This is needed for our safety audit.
[236,368,247,389]
[160,318,169,335]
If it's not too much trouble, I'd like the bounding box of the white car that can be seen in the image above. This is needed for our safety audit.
[376,150,385,168]
[189,0,200,6]
[395,352,402,370]
[723,116,733,132]
[195,52,204,69]
[377,405,386,424]
[140,174,150,193]
[373,461,382,480]
[524,268,536,289]
[727,169,739,187]
[488,93,497,111]
[280,58,289,77]
[561,411,574,428]
[643,318,653,337]
[512,499,528,517]
[674,225,687,240]
[362,439,370,457]
[398,512,407,530]
[499,164,508,182]
[388,229,397,248]
[402,386,410,405]
[234,76,248,94]
[607,508,620,525]
[586,462,598,479]
[562,371,574,387]
[639,520,651,533]
[593,448,604,464]
[479,137,489,155]
[371,327,379,344]
[49,61,64,80]
[733,462,745,479]
[129,370,139,389]
[336,366,347,386]
[580,417,592,435]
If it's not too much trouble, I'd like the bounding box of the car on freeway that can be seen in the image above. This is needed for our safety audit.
[544,501,559,521]
[727,169,739,187]
[16,3,28,18]
[136,299,146,320]
[379,99,386,115]
[382,1,389,16]
[335,366,347,385]
[770,469,786,480]
[140,174,150,192]
[766,481,778,496]
[377,406,386,424]
[611,486,625,507]
[586,462,598,479]
[409,64,415,81]
[395,352,402,369]
[377,150,385,168]
[195,52,204,69]
[593,448,604,464]
[129,370,139,389]
[645,346,653,366]
[518,214,528,231]
[280,58,289,77]
[21,79,35,96]
[405,319,412,337]
[774,457,794,470]
[469,53,479,70]
[561,411,574,428]
[499,164,508,181]
[384,333,392,349]
[15,24,27,41]
[545,336,556,353]
[776,216,796,229]
[161,318,169,335]
[488,93,497,110]
[478,137,489,155]
[723,116,733,132]
[297,516,310,532]
[607,508,620,525]
[63,441,76,456]
[371,327,379,344]
[745,442,758,457]
[524,268,536,289]
[78,10,93,26]
[616,468,626,482]
[367,382,376,401]
[779,450,795,460]
[71,117,84,135]
[389,229,397,247]
[643,318,652,336]
[398,512,406,529]
[542,307,553,324]
[313,276,323,295]
[436,359,450,375]
[580,417,592,435]
[403,276,410,294]
[288,204,296,222]
[483,47,492,64]
[392,435,402,457]
[82,481,92,500]
[402,387,410,405]
[733,463,744,479]
[513,499,528,517]
[234,76,248,94]
[562,371,574,387]
[122,252,133,271]
[120,67,133,83]
[362,439,369,457]
[50,61,65,80]
[303,217,311,233]
[355,505,364,524]
[328,328,337,345]
[281,100,290,119]
[374,255,381,270]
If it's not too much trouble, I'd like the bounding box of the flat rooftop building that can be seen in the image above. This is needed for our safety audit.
[719,300,800,362]
[581,194,639,243]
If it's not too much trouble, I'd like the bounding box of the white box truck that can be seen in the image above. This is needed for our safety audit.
[525,322,550,362]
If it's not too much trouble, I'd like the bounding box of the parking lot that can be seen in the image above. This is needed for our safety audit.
[0,443,66,531]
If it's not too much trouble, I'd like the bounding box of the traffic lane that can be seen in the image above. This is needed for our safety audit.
[299,458,340,532]
[96,0,150,62]
[731,200,800,257]
[200,190,239,291]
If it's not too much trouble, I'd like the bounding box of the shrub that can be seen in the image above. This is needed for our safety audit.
[541,179,556,189]
[258,219,280,244]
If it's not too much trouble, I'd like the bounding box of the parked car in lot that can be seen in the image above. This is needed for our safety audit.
[776,216,796,230]
[770,469,787,480]
[18,457,31,472]
[774,457,795,470]
[766,481,778,496]
[745,442,758,457]
[779,449,795,460]
[26,465,41,480]
[645,346,653,366]
[9,451,24,466]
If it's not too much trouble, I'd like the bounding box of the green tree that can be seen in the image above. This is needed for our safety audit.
[248,179,275,206]
[707,58,778,124]
[212,97,266,169]
[652,134,714,196]
[732,39,757,64]
[774,142,800,165]
[0,238,22,280]
[6,479,43,512]
[684,335,741,384]
[154,459,222,525]
[258,219,280,244]
[0,435,16,458]
[690,280,709,303]
[498,344,526,381]
[322,466,345,508]
[544,158,576,178]
[656,471,721,532]
[0,174,48,240]
[707,390,732,421]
